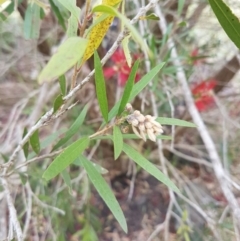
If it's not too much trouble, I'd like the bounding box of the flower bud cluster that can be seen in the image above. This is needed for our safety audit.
[126,109,163,142]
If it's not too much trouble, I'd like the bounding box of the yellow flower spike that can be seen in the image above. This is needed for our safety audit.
[81,0,122,63]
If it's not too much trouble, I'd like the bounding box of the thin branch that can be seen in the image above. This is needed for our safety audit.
[164,85,175,150]
[147,223,164,241]
[1,177,23,241]
[127,162,137,201]
[6,150,63,177]
[31,190,65,215]
[163,146,213,168]
[22,183,32,239]
[218,205,230,224]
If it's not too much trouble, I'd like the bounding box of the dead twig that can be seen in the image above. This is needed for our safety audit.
[0,177,23,241]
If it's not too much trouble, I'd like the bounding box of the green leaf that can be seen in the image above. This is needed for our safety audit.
[53,94,63,113]
[122,36,132,67]
[122,143,180,193]
[92,4,151,57]
[108,62,165,120]
[67,14,78,37]
[22,127,29,158]
[94,51,109,122]
[58,75,66,95]
[178,21,187,27]
[129,62,165,102]
[30,130,40,154]
[178,0,185,15]
[19,173,28,185]
[52,105,88,151]
[1,153,8,162]
[73,156,108,174]
[43,137,89,181]
[0,0,14,20]
[156,117,197,127]
[57,0,80,20]
[40,8,45,19]
[113,126,123,160]
[61,169,72,193]
[209,0,240,49]
[81,156,127,233]
[118,60,139,115]
[49,0,66,30]
[160,23,172,50]
[38,37,88,83]
[41,128,66,150]
[143,13,160,20]
[23,3,41,39]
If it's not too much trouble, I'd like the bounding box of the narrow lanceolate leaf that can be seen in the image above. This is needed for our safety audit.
[142,13,160,21]
[30,130,40,154]
[66,14,78,37]
[74,155,108,174]
[0,0,14,20]
[57,0,80,20]
[22,127,29,158]
[53,94,63,113]
[43,137,89,181]
[209,0,240,49]
[113,126,123,160]
[178,0,185,16]
[92,4,151,57]
[122,36,132,67]
[52,105,89,151]
[94,51,108,122]
[58,75,66,95]
[81,0,121,63]
[38,37,88,83]
[61,169,72,193]
[108,62,165,120]
[1,153,8,162]
[122,143,180,193]
[118,60,140,115]
[81,156,128,233]
[130,62,165,99]
[23,3,41,39]
[156,117,197,127]
[49,0,66,30]
[19,173,28,185]
[56,0,80,36]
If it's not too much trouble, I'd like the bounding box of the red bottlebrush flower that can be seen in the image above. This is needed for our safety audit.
[103,48,141,87]
[192,79,217,112]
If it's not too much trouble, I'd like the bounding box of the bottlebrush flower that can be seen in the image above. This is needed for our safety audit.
[192,79,217,112]
[103,48,141,86]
